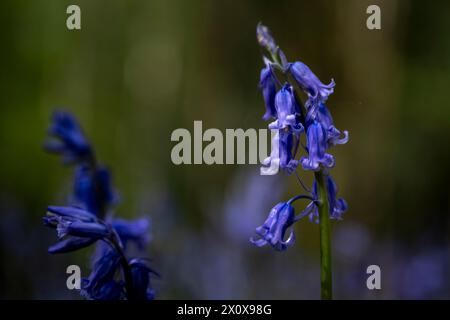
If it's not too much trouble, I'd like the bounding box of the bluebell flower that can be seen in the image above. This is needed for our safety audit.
[47,236,98,254]
[73,164,117,216]
[256,22,277,54]
[250,202,296,251]
[301,121,335,171]
[112,218,151,250]
[279,129,299,173]
[289,61,335,104]
[261,129,300,175]
[129,259,158,300]
[81,247,124,300]
[269,84,304,133]
[309,175,348,222]
[260,59,277,121]
[307,103,348,147]
[43,110,157,300]
[44,110,93,164]
[44,206,109,253]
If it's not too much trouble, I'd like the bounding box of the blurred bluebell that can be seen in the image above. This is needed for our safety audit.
[44,110,93,164]
[44,206,109,250]
[112,217,151,250]
[129,259,158,300]
[256,22,277,54]
[81,247,123,300]
[47,236,97,254]
[73,164,117,216]
[43,110,156,300]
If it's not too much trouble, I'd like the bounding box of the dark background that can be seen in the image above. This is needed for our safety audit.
[0,0,449,299]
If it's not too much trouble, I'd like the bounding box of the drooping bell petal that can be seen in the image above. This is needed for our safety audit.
[269,84,300,130]
[81,247,123,300]
[47,205,97,222]
[259,61,277,120]
[112,217,151,250]
[312,103,349,146]
[325,175,348,220]
[48,236,97,254]
[289,61,335,103]
[44,110,93,164]
[310,174,348,222]
[73,165,118,216]
[279,129,299,173]
[250,202,297,251]
[57,220,109,240]
[301,121,335,171]
[129,259,158,300]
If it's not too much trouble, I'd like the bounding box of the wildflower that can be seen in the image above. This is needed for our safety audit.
[73,164,117,216]
[269,84,303,133]
[250,202,296,251]
[314,103,349,146]
[81,247,124,300]
[43,110,156,300]
[260,129,300,175]
[301,121,335,171]
[44,110,93,164]
[260,59,277,121]
[254,24,348,260]
[256,22,277,54]
[129,259,158,300]
[112,217,151,250]
[289,61,335,104]
[44,206,109,244]
[309,175,348,222]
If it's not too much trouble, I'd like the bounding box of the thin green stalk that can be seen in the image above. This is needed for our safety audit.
[315,170,332,300]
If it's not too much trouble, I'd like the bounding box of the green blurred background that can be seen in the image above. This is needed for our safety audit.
[0,0,449,299]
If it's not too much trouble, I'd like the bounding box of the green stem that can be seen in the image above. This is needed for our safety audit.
[315,170,332,300]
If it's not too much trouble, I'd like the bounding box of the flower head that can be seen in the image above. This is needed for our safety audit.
[256,22,277,54]
[44,110,93,164]
[129,259,158,300]
[301,121,335,171]
[43,206,109,253]
[309,175,348,222]
[112,217,151,250]
[250,202,296,251]
[289,61,335,104]
[269,84,303,132]
[81,247,124,300]
[73,165,117,216]
[43,110,157,300]
[260,60,277,121]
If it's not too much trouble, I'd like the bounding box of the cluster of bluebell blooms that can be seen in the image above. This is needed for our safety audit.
[43,111,157,300]
[251,24,349,251]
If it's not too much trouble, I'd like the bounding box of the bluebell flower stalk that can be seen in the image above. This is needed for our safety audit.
[253,24,349,299]
[43,110,156,300]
